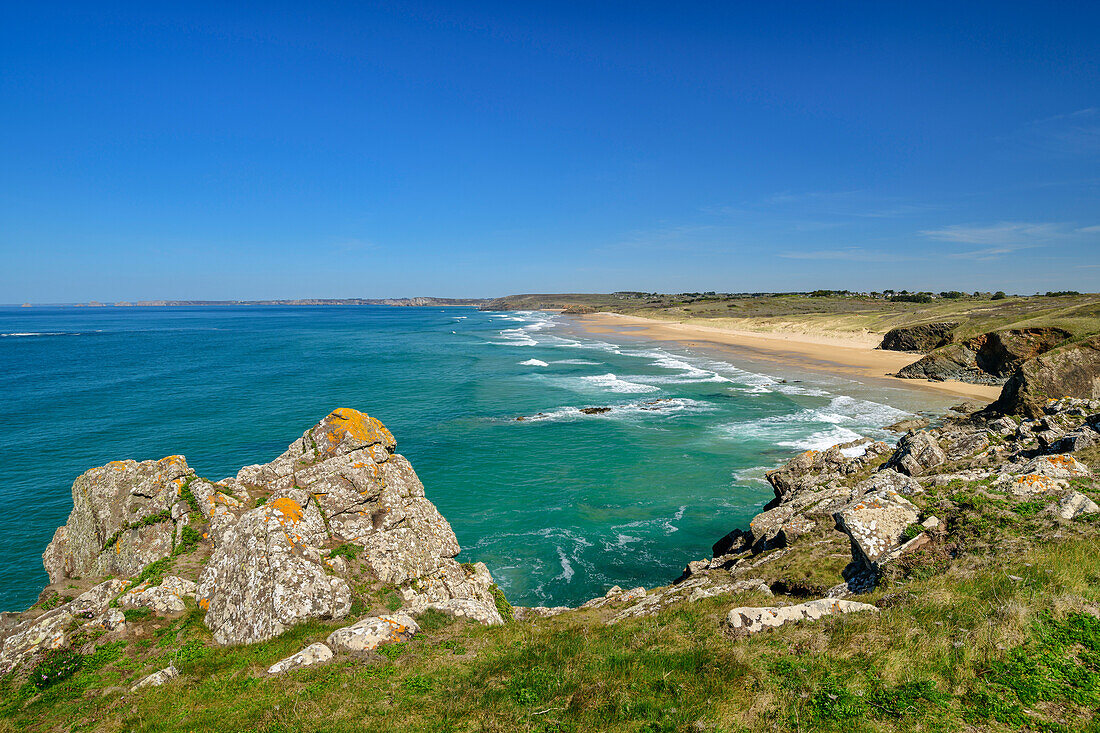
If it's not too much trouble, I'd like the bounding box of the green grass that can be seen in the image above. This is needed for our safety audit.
[5,532,1100,731]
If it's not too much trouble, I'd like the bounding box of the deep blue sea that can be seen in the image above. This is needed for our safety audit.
[0,305,952,611]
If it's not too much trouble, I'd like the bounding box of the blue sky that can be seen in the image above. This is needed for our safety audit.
[2,1,1098,301]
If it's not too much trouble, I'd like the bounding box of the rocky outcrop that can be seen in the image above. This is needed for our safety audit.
[969,328,1071,377]
[10,407,502,676]
[42,456,194,584]
[895,344,999,384]
[884,431,947,476]
[993,336,1100,417]
[197,408,502,644]
[896,328,1074,387]
[0,579,128,675]
[880,322,957,352]
[725,599,877,634]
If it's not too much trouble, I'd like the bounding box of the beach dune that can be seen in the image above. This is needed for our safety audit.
[574,312,1003,402]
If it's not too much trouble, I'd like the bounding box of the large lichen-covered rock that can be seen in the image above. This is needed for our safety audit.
[834,489,920,572]
[994,336,1100,418]
[196,489,352,645]
[197,408,501,644]
[42,456,193,584]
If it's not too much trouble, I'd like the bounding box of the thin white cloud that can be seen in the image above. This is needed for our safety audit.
[1077,225,1100,234]
[778,247,910,263]
[1005,107,1100,157]
[919,222,1065,245]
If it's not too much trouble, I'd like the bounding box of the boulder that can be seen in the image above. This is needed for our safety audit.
[267,642,333,675]
[856,470,923,497]
[1015,454,1092,480]
[834,489,920,571]
[1047,491,1100,520]
[725,599,878,635]
[1055,429,1100,453]
[885,431,946,476]
[119,576,197,615]
[879,322,957,352]
[131,665,178,691]
[993,336,1100,418]
[42,456,193,583]
[326,614,417,653]
[747,506,816,552]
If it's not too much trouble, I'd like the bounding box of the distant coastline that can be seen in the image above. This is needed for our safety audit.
[14,298,486,308]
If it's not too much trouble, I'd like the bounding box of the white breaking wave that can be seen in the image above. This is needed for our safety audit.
[777,426,866,451]
[551,359,603,365]
[1,332,72,337]
[520,359,549,367]
[554,547,575,582]
[509,397,713,423]
[580,373,660,394]
[714,394,912,451]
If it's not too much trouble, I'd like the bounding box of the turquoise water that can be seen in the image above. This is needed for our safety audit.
[0,306,950,611]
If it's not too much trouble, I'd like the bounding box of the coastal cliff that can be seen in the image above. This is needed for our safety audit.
[3,409,502,679]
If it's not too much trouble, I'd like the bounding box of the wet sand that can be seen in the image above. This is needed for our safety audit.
[573,312,1002,403]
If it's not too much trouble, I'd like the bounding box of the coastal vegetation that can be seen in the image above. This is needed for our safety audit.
[480,291,1100,343]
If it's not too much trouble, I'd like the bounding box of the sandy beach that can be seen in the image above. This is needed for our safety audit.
[573,312,1003,402]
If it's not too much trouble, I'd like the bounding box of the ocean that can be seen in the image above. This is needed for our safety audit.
[0,305,953,611]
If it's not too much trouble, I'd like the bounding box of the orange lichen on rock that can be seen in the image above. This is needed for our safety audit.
[199,598,209,610]
[322,408,395,452]
[269,497,304,524]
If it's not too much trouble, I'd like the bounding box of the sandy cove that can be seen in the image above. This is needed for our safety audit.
[573,312,1002,402]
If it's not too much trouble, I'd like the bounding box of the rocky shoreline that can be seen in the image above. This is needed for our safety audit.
[3,333,1099,703]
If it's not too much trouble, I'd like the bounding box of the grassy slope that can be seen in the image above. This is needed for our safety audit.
[6,452,1100,732]
[485,293,1100,341]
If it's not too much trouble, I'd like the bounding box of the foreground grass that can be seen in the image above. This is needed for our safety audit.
[4,532,1100,732]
